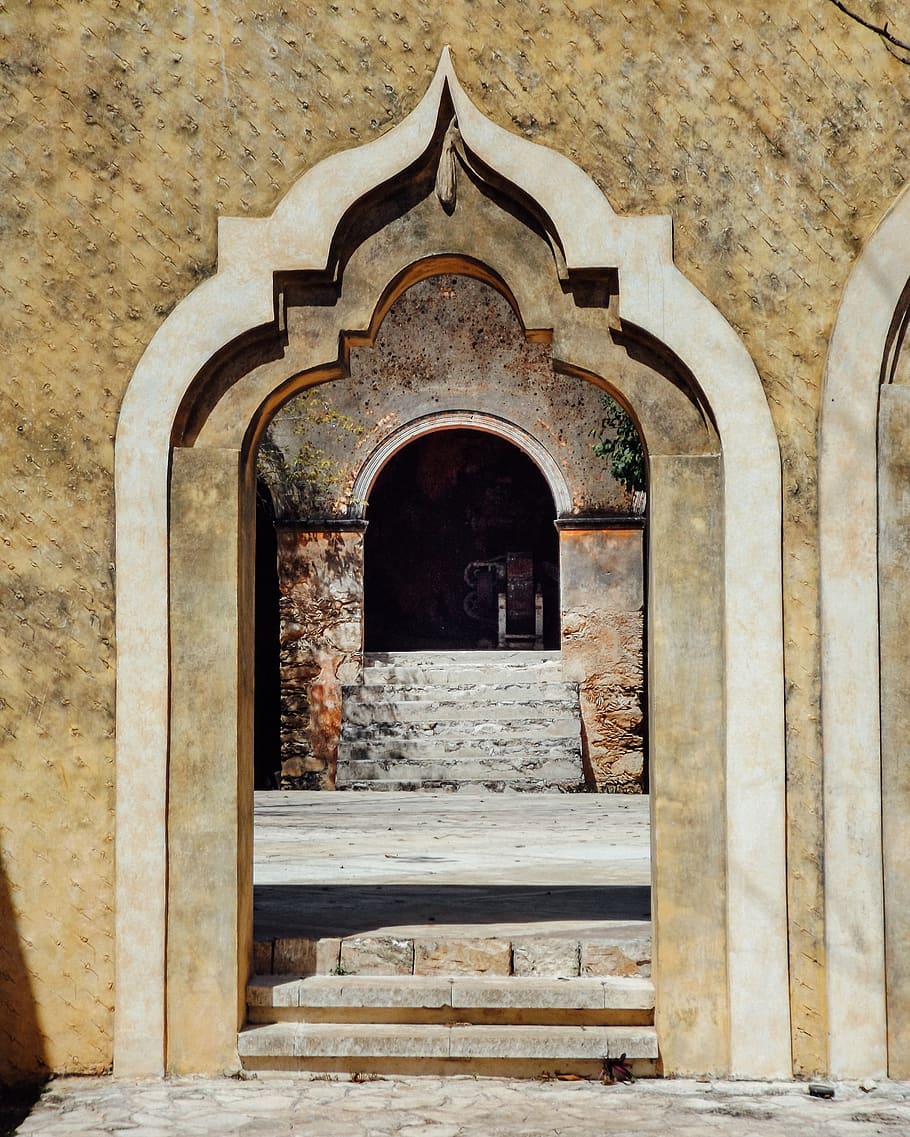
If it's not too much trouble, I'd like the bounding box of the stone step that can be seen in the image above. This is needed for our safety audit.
[238,1021,658,1062]
[247,974,655,1013]
[254,927,651,980]
[360,651,565,688]
[340,651,583,792]
[340,716,581,741]
[342,684,579,715]
[335,757,584,787]
[336,779,579,793]
[338,737,581,760]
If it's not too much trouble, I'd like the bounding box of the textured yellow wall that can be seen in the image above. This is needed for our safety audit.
[2,0,909,1080]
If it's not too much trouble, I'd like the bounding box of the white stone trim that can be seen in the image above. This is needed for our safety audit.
[818,186,910,1077]
[349,411,573,518]
[115,48,788,1075]
[639,274,789,1077]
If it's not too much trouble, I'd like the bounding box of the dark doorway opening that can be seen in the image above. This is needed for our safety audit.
[364,429,559,651]
[254,478,282,789]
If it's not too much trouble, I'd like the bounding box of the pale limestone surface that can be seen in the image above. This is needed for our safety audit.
[13,1076,910,1137]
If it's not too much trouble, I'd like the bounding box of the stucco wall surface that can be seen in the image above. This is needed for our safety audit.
[2,0,910,1080]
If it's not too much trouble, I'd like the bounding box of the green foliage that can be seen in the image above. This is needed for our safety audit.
[590,395,646,494]
[289,391,366,515]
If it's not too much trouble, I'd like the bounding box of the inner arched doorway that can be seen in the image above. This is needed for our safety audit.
[364,428,559,651]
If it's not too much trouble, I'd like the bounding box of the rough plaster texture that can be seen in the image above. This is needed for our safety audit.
[260,275,631,520]
[2,0,909,1081]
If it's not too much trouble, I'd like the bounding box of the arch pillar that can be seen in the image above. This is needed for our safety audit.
[820,183,910,1077]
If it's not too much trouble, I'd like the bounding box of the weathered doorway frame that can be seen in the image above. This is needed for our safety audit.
[819,183,910,1078]
[114,50,789,1078]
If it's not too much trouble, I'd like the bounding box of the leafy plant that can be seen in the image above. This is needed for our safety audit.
[590,395,646,495]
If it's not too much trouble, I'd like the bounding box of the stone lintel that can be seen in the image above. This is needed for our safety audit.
[555,515,645,531]
[276,519,369,533]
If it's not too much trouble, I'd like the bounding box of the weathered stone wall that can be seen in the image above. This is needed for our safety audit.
[560,527,645,793]
[3,0,910,1079]
[276,526,364,790]
[260,274,631,520]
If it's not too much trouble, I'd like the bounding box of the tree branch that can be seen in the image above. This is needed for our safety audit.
[828,0,910,63]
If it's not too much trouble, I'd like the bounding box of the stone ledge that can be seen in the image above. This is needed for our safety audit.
[238,1021,658,1060]
[247,974,655,1011]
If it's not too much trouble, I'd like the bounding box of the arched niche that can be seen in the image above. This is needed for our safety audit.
[114,49,788,1079]
[349,412,573,521]
[819,183,910,1078]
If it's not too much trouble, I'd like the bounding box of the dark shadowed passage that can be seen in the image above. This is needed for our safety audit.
[363,429,559,652]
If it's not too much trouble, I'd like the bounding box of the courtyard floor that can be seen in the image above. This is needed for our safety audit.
[10,793,910,1133]
[12,1073,910,1136]
[253,790,651,943]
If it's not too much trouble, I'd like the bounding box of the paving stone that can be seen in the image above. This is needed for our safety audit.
[247,976,302,1007]
[339,935,414,975]
[511,936,581,977]
[295,975,453,1008]
[273,936,341,975]
[448,1024,658,1059]
[601,976,656,1009]
[16,1075,910,1137]
[413,937,512,976]
[581,938,651,978]
[451,977,607,1010]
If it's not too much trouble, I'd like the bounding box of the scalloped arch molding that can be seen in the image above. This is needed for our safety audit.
[114,49,788,1077]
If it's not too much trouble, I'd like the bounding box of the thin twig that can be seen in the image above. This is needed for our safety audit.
[828,0,910,62]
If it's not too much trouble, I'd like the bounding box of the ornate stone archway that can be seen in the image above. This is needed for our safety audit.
[114,50,789,1078]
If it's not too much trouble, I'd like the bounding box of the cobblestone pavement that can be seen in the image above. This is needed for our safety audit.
[9,1074,910,1136]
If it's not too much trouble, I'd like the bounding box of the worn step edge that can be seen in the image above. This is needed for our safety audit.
[238,1021,658,1060]
[359,670,566,687]
[248,974,654,1011]
[337,743,581,761]
[364,652,563,663]
[343,677,575,695]
[342,701,580,722]
[340,721,581,741]
[334,780,586,793]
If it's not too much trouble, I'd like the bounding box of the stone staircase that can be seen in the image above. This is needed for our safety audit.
[336,651,585,792]
[240,927,658,1076]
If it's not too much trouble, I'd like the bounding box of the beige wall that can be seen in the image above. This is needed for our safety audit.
[2,0,910,1080]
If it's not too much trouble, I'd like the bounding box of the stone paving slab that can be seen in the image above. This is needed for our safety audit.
[11,1075,910,1136]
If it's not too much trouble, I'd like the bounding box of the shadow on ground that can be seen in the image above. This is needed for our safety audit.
[255,884,651,939]
[0,1083,44,1137]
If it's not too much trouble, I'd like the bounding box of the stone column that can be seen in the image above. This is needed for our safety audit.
[276,521,366,790]
[558,519,645,792]
[648,452,728,1075]
[879,384,910,1077]
[167,447,255,1074]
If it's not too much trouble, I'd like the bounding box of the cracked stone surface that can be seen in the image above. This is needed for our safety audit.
[11,1076,910,1136]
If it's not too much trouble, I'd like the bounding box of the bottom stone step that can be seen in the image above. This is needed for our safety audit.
[238,1021,658,1062]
